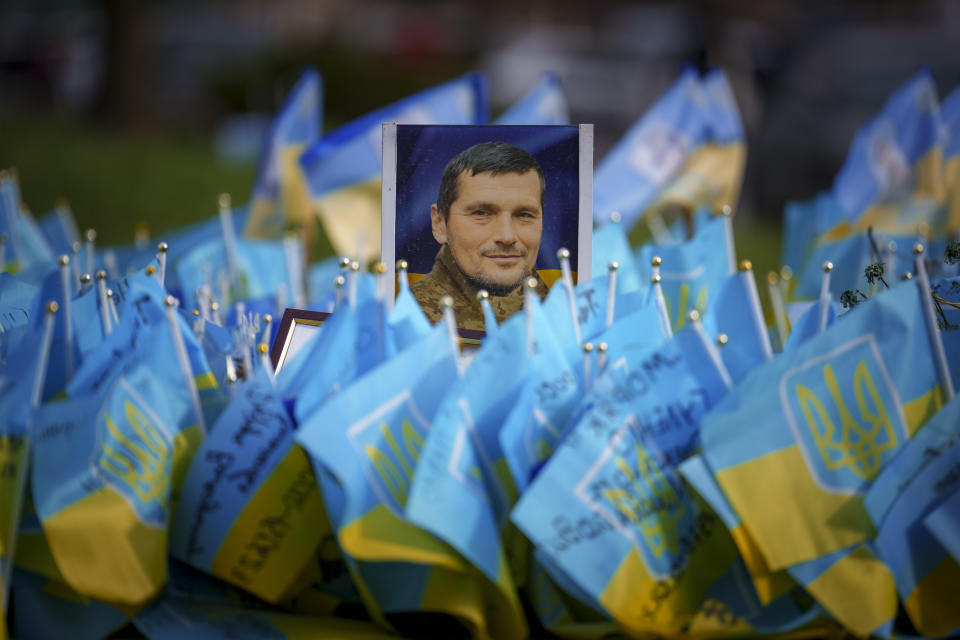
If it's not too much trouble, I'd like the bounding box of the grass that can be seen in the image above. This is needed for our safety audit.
[0,109,255,246]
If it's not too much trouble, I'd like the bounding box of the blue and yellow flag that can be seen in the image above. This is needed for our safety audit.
[701,279,946,578]
[943,85,960,235]
[636,212,735,331]
[702,269,773,383]
[592,218,644,295]
[495,72,570,126]
[299,73,487,262]
[174,236,303,313]
[245,68,322,239]
[865,392,960,638]
[405,320,530,637]
[170,369,328,604]
[31,362,195,604]
[649,68,747,216]
[512,338,738,636]
[594,67,708,228]
[499,301,583,493]
[831,69,946,234]
[297,325,523,637]
[781,191,844,282]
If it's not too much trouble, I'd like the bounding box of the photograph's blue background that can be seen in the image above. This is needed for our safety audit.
[395,124,581,277]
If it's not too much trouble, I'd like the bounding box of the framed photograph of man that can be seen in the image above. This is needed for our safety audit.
[382,124,593,332]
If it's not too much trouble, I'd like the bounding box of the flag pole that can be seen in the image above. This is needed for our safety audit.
[650,256,673,339]
[524,277,538,355]
[374,263,386,363]
[333,275,346,310]
[479,290,497,338]
[2,301,58,620]
[397,259,410,291]
[606,261,619,329]
[258,342,275,386]
[157,242,168,289]
[440,295,464,377]
[558,248,581,345]
[106,289,120,327]
[768,271,789,351]
[739,260,773,361]
[283,234,306,309]
[70,241,82,290]
[0,233,6,271]
[57,255,74,381]
[913,244,955,401]
[164,295,207,438]
[95,270,112,336]
[818,261,832,334]
[689,309,733,391]
[84,229,96,275]
[582,342,594,394]
[597,341,608,375]
[218,193,239,296]
[348,261,360,308]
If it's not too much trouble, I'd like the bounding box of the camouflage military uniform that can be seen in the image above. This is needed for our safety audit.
[411,245,549,332]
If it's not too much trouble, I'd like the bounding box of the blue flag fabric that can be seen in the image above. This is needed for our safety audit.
[594,67,708,227]
[170,369,328,603]
[592,220,644,294]
[404,319,529,621]
[833,68,943,220]
[930,276,960,393]
[495,72,570,126]
[387,284,431,354]
[636,213,735,331]
[300,73,488,261]
[37,204,81,257]
[31,357,194,604]
[781,191,844,278]
[783,299,838,352]
[701,270,772,383]
[512,338,736,635]
[701,279,946,578]
[924,491,960,566]
[499,302,583,493]
[246,68,323,238]
[865,392,960,638]
[290,293,384,423]
[174,237,299,313]
[593,67,707,227]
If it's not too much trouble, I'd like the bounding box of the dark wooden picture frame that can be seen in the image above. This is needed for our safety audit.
[270,308,330,372]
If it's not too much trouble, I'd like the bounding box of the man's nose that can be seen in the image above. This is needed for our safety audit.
[492,213,519,245]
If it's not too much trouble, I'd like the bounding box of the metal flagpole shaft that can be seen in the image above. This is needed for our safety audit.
[606,261,619,329]
[818,261,832,334]
[2,302,58,620]
[440,296,464,377]
[57,255,74,381]
[689,309,734,391]
[95,270,112,335]
[164,296,207,438]
[739,260,773,361]
[914,244,955,401]
[558,248,581,345]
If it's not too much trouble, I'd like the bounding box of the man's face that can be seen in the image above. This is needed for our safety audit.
[431,170,542,296]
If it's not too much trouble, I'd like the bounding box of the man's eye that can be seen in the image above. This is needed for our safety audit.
[471,210,489,216]
[516,211,536,219]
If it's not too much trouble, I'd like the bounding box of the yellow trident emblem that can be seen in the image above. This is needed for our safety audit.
[794,360,897,481]
[602,443,684,558]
